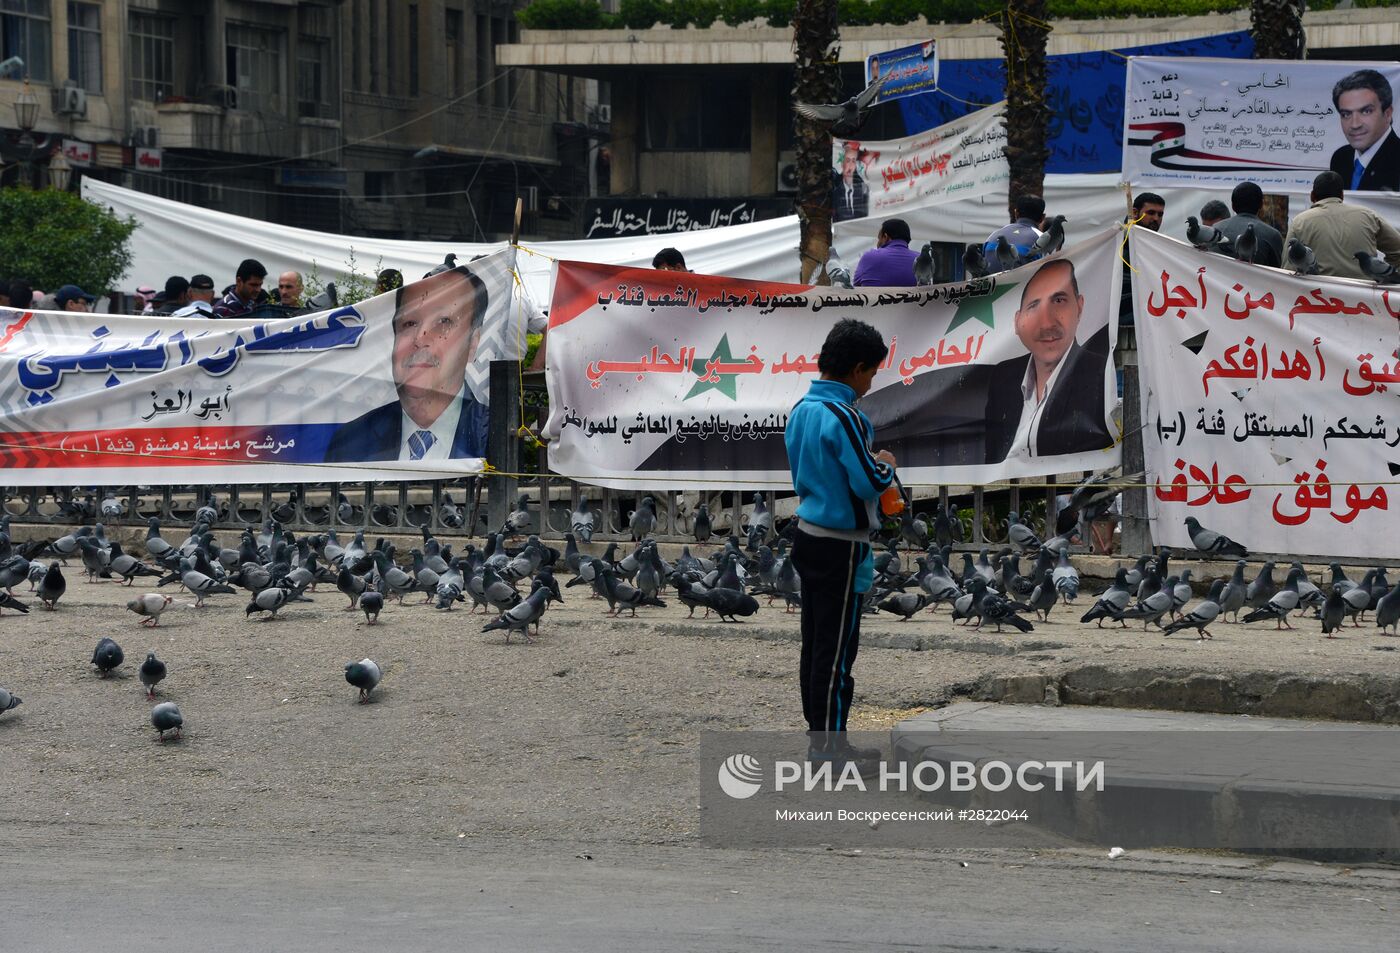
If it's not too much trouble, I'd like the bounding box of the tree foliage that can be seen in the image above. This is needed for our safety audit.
[0,187,137,295]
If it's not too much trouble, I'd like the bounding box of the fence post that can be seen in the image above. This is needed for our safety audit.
[1120,328,1150,554]
[487,359,521,536]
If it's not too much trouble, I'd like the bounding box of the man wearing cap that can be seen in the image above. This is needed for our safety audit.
[55,285,95,312]
[214,258,268,318]
[188,274,215,304]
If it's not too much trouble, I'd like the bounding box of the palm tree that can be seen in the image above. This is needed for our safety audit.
[792,0,841,284]
[1000,0,1051,207]
[1251,0,1306,59]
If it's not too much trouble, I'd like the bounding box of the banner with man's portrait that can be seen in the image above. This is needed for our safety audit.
[0,250,524,484]
[543,229,1123,489]
[1124,56,1400,192]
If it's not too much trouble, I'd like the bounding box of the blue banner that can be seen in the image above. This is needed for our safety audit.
[898,32,1253,173]
[867,40,939,106]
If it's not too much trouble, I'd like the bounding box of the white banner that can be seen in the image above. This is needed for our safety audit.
[544,230,1123,489]
[832,104,1008,222]
[1124,56,1400,193]
[1132,229,1400,558]
[0,251,525,485]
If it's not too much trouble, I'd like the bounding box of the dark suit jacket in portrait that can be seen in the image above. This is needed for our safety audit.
[982,324,1113,463]
[831,171,870,221]
[1330,129,1400,192]
[324,394,490,462]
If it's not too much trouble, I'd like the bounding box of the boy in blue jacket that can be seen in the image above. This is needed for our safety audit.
[785,318,896,766]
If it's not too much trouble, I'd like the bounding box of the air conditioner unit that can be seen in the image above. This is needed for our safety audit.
[776,152,798,193]
[53,84,87,118]
[133,126,159,148]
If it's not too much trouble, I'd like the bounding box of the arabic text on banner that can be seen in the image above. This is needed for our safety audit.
[0,250,525,485]
[1122,56,1400,191]
[1131,228,1400,559]
[832,104,1008,221]
[866,40,938,106]
[543,229,1123,490]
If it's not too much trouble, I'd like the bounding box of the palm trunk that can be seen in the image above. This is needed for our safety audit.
[1251,0,1306,59]
[1000,0,1050,205]
[793,0,841,284]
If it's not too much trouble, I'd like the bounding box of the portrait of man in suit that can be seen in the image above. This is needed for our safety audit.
[982,258,1112,463]
[324,265,490,463]
[832,141,871,222]
[1328,69,1400,193]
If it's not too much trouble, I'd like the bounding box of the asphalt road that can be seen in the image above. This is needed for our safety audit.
[4,828,1396,952]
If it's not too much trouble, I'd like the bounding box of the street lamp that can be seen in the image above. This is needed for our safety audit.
[14,81,39,187]
[47,149,70,191]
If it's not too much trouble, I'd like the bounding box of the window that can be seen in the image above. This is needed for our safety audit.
[129,13,173,101]
[66,1,99,92]
[444,9,462,98]
[1,0,50,83]
[226,23,283,112]
[296,39,330,118]
[407,4,418,97]
[643,75,750,151]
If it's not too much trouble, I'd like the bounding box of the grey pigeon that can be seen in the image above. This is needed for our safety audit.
[359,590,384,624]
[1026,579,1057,622]
[0,590,28,614]
[151,701,183,741]
[629,496,657,541]
[962,243,989,278]
[570,498,595,543]
[791,73,886,137]
[745,493,773,549]
[1219,560,1248,622]
[1184,517,1247,558]
[977,587,1034,633]
[1241,567,1303,629]
[1376,584,1400,635]
[824,248,853,288]
[245,587,291,620]
[1121,586,1174,630]
[913,242,935,286]
[1081,569,1130,627]
[1233,222,1258,264]
[691,586,759,623]
[693,503,712,542]
[0,686,20,716]
[345,658,382,702]
[1245,561,1278,610]
[1320,587,1347,639]
[337,566,367,609]
[1162,579,1225,640]
[1052,549,1079,603]
[127,592,173,627]
[91,637,124,676]
[1340,578,1371,626]
[38,562,66,609]
[1286,238,1318,275]
[878,591,929,621]
[108,544,160,586]
[505,494,532,536]
[1030,214,1066,257]
[1186,215,1230,250]
[1354,250,1399,283]
[1006,510,1040,552]
[139,652,167,699]
[994,234,1021,272]
[483,585,555,642]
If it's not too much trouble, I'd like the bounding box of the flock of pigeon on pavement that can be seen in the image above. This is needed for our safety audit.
[1,486,1398,741]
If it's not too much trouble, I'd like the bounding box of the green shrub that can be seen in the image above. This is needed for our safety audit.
[0,187,137,296]
[619,0,668,28]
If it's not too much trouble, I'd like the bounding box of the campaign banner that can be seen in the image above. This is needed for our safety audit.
[544,230,1123,490]
[1132,229,1400,558]
[899,31,1252,175]
[1124,56,1400,192]
[0,250,525,485]
[832,104,1008,222]
[582,198,791,239]
[866,40,938,106]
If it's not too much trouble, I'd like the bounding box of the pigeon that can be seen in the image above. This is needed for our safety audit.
[745,493,773,549]
[127,592,173,627]
[1081,569,1131,627]
[1052,549,1079,603]
[1241,567,1304,629]
[26,561,44,590]
[629,496,657,541]
[100,494,125,518]
[1006,510,1041,552]
[1339,578,1371,626]
[791,73,886,137]
[139,653,167,699]
[37,563,66,609]
[151,702,183,741]
[878,591,929,621]
[994,234,1021,272]
[359,590,384,624]
[825,248,853,289]
[1029,214,1067,257]
[0,686,20,717]
[245,587,291,620]
[570,498,596,543]
[426,252,458,277]
[962,243,989,278]
[108,545,161,586]
[1162,579,1225,640]
[1219,561,1248,622]
[1320,586,1347,639]
[1355,250,1400,283]
[1376,584,1400,636]
[1185,215,1231,250]
[977,588,1034,633]
[505,494,532,536]
[1286,238,1318,275]
[1026,579,1058,622]
[1183,517,1247,558]
[337,566,368,609]
[0,588,28,614]
[1244,561,1278,611]
[77,536,111,582]
[483,585,554,642]
[345,658,382,702]
[176,560,237,607]
[913,242,935,286]
[1233,222,1258,264]
[91,637,124,676]
[1121,585,1175,630]
[691,586,759,623]
[693,503,713,543]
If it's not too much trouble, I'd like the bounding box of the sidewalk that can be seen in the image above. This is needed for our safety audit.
[892,703,1400,862]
